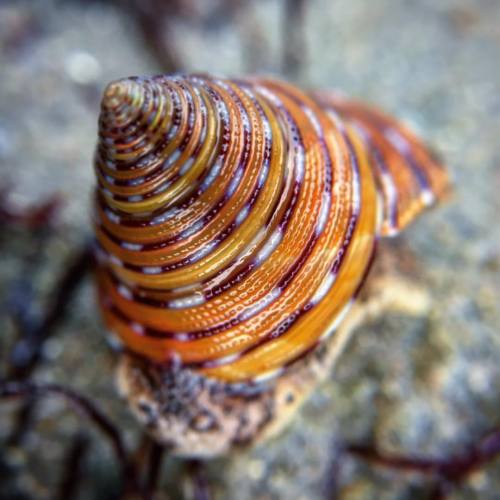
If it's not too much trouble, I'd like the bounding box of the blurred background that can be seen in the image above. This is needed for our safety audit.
[0,0,499,498]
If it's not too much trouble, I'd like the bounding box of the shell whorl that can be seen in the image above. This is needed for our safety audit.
[94,74,448,383]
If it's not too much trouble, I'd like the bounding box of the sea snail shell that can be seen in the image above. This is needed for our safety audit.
[93,74,449,455]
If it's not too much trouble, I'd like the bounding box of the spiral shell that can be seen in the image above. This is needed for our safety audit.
[94,74,448,384]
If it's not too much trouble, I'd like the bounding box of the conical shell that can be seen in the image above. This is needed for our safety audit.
[94,74,448,383]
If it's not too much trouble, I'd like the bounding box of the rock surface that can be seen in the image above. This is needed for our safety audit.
[0,0,499,498]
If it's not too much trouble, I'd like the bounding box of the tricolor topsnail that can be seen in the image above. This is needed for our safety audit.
[93,74,449,384]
